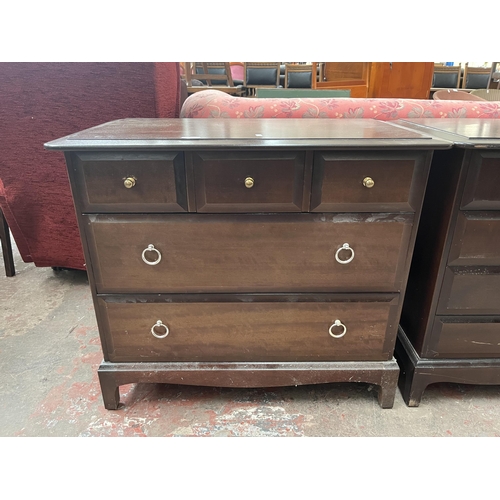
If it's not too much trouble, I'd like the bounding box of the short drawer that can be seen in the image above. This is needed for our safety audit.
[426,316,500,359]
[310,151,427,212]
[437,267,500,315]
[86,213,413,294]
[98,295,400,362]
[461,152,500,210]
[448,212,500,266]
[73,152,187,212]
[190,151,305,212]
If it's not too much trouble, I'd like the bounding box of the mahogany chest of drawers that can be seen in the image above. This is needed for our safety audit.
[45,118,449,409]
[397,119,500,406]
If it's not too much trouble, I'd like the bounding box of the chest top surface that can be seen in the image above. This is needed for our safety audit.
[398,118,500,147]
[44,118,451,150]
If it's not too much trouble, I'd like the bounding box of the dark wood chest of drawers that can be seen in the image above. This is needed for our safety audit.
[396,119,500,406]
[45,118,448,409]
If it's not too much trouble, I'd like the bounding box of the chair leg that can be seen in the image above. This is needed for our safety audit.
[0,208,15,277]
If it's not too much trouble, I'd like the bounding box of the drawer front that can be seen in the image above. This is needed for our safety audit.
[310,152,425,212]
[190,151,305,212]
[74,152,188,212]
[427,317,500,359]
[448,212,500,266]
[86,213,413,294]
[437,268,500,315]
[461,152,500,210]
[98,295,400,362]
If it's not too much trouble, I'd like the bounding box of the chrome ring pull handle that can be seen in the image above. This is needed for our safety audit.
[141,244,162,266]
[335,243,355,264]
[329,320,347,339]
[151,320,169,339]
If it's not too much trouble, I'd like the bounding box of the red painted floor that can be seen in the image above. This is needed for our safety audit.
[3,242,500,437]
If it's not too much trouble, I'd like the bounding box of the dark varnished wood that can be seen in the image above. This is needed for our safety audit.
[311,151,428,212]
[44,118,451,151]
[73,151,188,213]
[461,152,500,210]
[448,212,500,266]
[86,213,413,294]
[437,268,500,315]
[45,118,444,410]
[98,359,400,409]
[98,294,400,362]
[397,326,500,407]
[396,119,500,406]
[398,118,500,147]
[191,150,305,212]
[429,317,500,358]
[400,147,469,352]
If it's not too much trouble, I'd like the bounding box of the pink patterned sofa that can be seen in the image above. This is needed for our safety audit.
[180,89,500,119]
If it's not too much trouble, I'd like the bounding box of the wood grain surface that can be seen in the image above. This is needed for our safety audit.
[86,213,413,293]
[99,296,399,362]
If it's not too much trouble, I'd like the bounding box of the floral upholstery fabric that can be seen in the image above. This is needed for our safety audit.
[181,89,500,120]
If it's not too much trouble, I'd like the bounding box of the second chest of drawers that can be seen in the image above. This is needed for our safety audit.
[397,118,500,406]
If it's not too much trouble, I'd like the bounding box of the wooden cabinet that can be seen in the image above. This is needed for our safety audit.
[314,62,371,97]
[313,63,434,99]
[368,63,434,99]
[45,118,448,409]
[396,119,500,406]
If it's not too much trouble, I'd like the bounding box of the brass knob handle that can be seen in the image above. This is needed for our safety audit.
[124,176,136,189]
[329,320,347,339]
[244,177,254,189]
[363,177,375,189]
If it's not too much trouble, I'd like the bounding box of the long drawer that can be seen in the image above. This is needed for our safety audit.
[461,152,500,210]
[427,316,500,358]
[86,213,413,294]
[448,212,500,266]
[98,295,400,362]
[437,268,500,315]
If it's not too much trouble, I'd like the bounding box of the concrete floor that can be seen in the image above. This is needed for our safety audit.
[2,237,500,437]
